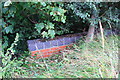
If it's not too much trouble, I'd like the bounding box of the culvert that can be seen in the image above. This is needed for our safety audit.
[27,33,86,58]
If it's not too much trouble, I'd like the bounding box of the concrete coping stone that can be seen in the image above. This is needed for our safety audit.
[27,33,84,51]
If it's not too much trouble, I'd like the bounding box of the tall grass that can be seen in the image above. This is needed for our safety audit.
[2,35,119,78]
[21,35,119,78]
[64,35,119,78]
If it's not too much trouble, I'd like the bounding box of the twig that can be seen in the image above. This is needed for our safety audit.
[107,22,115,36]
[27,8,50,24]
[27,15,39,24]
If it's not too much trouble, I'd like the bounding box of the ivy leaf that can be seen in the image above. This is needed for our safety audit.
[41,2,46,7]
[48,22,54,29]
[46,22,54,29]
[35,23,44,33]
[41,31,48,38]
[4,0,12,7]
[48,30,55,38]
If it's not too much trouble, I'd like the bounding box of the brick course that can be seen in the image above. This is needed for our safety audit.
[27,33,81,58]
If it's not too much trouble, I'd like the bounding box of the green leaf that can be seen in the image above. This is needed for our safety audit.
[54,16,59,21]
[9,6,16,13]
[4,25,13,34]
[4,0,12,7]
[2,8,8,14]
[48,22,54,29]
[53,7,58,11]
[58,8,65,14]
[62,19,65,23]
[61,16,66,23]
[2,41,8,49]
[48,30,55,38]
[50,12,54,16]
[35,23,44,33]
[41,2,46,7]
[46,22,54,29]
[41,31,48,38]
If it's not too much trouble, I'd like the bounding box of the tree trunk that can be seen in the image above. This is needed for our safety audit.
[85,15,95,42]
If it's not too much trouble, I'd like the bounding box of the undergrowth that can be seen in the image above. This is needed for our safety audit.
[2,35,119,78]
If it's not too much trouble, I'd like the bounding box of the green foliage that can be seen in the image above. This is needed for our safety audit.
[4,25,13,34]
[48,29,55,38]
[2,2,66,55]
[2,33,30,78]
[65,2,120,28]
[2,2,66,38]
[35,23,44,33]
[2,34,23,78]
[35,22,55,39]
[2,53,23,78]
